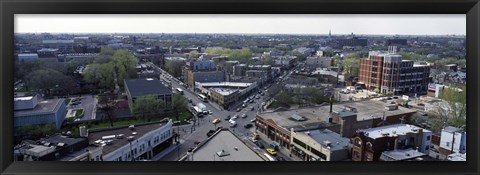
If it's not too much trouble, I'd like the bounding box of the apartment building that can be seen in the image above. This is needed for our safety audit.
[358,46,430,95]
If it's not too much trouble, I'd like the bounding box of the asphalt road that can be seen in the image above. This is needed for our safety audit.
[150,63,292,161]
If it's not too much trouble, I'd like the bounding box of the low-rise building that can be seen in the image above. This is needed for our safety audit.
[439,126,466,155]
[180,128,265,161]
[290,129,351,161]
[195,82,257,109]
[306,56,333,69]
[14,95,67,129]
[87,119,174,161]
[14,134,103,161]
[352,124,432,161]
[379,148,427,161]
[17,53,39,60]
[124,78,172,113]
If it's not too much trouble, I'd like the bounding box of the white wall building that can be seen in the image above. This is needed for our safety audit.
[439,126,466,154]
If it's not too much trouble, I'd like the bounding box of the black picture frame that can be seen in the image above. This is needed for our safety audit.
[1,0,479,175]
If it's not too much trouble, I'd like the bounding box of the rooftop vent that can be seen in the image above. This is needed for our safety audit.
[290,114,306,121]
[216,150,230,157]
[324,140,332,146]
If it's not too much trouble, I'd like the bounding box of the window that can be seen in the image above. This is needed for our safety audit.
[364,153,372,161]
[293,138,307,149]
[353,138,362,147]
[366,142,373,151]
[427,136,431,141]
[425,146,429,151]
[353,151,361,159]
[311,148,327,160]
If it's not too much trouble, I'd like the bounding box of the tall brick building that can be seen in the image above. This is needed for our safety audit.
[358,46,430,95]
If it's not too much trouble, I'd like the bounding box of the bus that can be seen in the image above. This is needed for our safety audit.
[176,88,184,95]
[190,106,203,117]
[198,94,208,102]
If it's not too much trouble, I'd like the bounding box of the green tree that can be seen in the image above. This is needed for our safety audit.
[17,124,57,141]
[436,86,466,128]
[26,69,68,96]
[275,91,293,105]
[188,50,200,59]
[342,58,360,78]
[112,49,139,87]
[164,60,185,78]
[83,63,115,91]
[132,95,167,122]
[97,93,117,127]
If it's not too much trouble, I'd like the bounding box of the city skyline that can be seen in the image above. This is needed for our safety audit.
[15,14,466,35]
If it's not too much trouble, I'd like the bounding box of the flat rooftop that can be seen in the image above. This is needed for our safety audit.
[360,124,431,139]
[381,148,426,161]
[330,100,416,121]
[259,106,333,131]
[42,134,86,146]
[87,121,171,156]
[124,78,172,97]
[259,100,416,130]
[210,88,238,96]
[14,98,64,117]
[447,153,466,161]
[296,129,350,151]
[188,129,264,161]
[197,82,252,88]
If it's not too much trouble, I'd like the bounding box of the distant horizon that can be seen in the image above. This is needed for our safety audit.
[15,14,466,35]
[14,32,466,37]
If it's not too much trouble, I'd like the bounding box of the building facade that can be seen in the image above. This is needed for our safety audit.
[14,95,67,129]
[351,124,432,161]
[358,47,430,95]
[290,129,351,161]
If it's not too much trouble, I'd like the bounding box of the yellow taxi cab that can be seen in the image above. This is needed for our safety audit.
[266,148,277,156]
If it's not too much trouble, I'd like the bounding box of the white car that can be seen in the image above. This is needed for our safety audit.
[229,121,237,127]
[250,118,256,122]
[232,115,239,120]
[242,114,247,118]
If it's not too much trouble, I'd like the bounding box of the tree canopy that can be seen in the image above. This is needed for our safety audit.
[132,95,167,122]
[83,63,115,91]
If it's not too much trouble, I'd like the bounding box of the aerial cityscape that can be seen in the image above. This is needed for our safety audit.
[13,15,466,162]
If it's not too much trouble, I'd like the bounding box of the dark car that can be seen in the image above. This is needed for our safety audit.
[206,130,216,137]
[276,157,286,161]
[225,115,231,121]
[244,123,253,128]
[256,142,265,149]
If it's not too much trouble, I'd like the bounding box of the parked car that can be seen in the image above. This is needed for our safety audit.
[225,115,231,121]
[244,123,253,128]
[250,106,255,111]
[256,142,265,149]
[229,121,237,127]
[242,103,247,108]
[188,98,192,103]
[236,108,242,112]
[276,157,286,161]
[232,115,239,120]
[250,118,256,122]
[241,114,247,118]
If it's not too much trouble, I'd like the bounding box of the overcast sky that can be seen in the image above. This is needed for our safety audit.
[15,14,466,35]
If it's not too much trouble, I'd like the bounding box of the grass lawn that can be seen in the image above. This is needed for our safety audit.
[65,98,71,105]
[74,109,84,117]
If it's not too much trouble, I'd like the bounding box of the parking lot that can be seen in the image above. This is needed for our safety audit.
[67,95,97,121]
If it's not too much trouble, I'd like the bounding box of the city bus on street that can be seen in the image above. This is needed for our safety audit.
[198,94,208,102]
